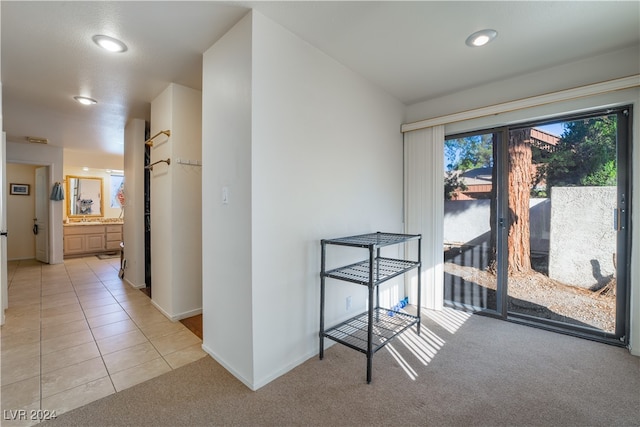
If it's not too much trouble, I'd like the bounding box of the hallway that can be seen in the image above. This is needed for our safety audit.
[1,256,206,425]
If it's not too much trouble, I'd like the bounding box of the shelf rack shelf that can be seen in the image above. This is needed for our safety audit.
[319,232,422,383]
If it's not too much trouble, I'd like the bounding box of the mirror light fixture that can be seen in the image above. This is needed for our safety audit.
[465,29,498,47]
[74,96,97,105]
[92,34,128,53]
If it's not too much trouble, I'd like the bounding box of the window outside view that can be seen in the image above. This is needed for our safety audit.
[444,114,619,333]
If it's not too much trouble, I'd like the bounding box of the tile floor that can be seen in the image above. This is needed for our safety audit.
[1,256,207,426]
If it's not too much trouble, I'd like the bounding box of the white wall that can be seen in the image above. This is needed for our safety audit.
[6,141,63,264]
[202,12,255,388]
[64,149,123,172]
[123,118,146,288]
[405,46,639,124]
[150,84,202,320]
[6,163,37,260]
[202,11,405,390]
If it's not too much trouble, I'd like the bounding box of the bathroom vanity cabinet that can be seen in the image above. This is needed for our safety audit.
[63,223,123,257]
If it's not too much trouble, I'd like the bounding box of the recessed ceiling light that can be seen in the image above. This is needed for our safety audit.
[92,34,128,53]
[82,167,89,171]
[74,96,97,105]
[465,29,498,47]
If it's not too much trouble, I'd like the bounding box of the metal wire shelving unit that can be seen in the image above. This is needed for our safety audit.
[319,232,422,383]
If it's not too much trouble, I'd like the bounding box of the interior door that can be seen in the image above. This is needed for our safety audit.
[1,132,8,325]
[35,166,49,263]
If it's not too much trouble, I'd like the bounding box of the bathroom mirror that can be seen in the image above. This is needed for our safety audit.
[66,175,104,218]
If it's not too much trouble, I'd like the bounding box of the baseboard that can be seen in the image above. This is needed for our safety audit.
[201,343,255,391]
[7,256,36,262]
[124,277,146,289]
[171,307,202,321]
[252,350,317,391]
[149,299,202,322]
[201,342,318,391]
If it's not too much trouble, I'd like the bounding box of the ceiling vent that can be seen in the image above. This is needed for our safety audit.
[26,136,49,144]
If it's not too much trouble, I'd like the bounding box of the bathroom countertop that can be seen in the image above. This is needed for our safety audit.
[64,221,124,226]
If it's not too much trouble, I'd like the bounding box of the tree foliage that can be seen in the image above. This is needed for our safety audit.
[544,116,617,189]
[445,134,493,171]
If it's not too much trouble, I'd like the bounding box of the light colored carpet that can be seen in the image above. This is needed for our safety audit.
[42,310,640,426]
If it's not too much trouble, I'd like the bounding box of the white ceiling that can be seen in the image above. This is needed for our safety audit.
[2,1,639,156]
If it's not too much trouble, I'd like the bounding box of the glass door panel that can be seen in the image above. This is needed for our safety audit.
[506,113,624,335]
[443,133,498,312]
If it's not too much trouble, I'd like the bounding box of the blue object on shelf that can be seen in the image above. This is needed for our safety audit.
[388,296,409,316]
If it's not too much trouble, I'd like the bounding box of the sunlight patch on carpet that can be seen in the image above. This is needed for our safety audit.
[423,307,472,334]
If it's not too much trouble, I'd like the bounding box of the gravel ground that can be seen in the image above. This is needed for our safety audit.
[444,262,616,332]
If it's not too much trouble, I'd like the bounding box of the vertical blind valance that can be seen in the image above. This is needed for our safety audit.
[404,126,444,310]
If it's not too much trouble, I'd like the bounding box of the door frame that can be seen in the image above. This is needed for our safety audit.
[6,160,56,265]
[35,166,50,263]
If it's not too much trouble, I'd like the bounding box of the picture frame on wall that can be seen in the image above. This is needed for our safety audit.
[9,183,30,196]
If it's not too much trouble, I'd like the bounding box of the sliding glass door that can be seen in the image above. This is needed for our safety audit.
[443,107,631,343]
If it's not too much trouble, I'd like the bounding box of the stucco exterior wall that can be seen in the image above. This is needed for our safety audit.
[548,187,616,289]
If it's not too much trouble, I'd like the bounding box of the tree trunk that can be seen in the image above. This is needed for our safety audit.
[508,129,532,274]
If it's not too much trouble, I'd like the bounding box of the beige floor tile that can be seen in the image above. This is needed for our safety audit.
[129,310,170,328]
[41,329,94,355]
[8,288,41,300]
[0,355,40,387]
[138,318,187,340]
[3,303,39,317]
[96,329,148,355]
[41,341,101,374]
[41,357,108,398]
[41,283,74,296]
[82,303,125,319]
[1,329,40,348]
[106,286,140,297]
[1,342,40,365]
[0,316,39,337]
[1,256,203,420]
[1,375,40,410]
[69,277,100,286]
[123,304,162,319]
[163,343,208,369]
[150,329,202,356]
[74,288,111,300]
[41,376,115,417]
[78,296,118,309]
[41,302,82,319]
[40,310,85,328]
[90,319,139,341]
[6,298,40,309]
[86,310,131,328]
[113,291,150,303]
[0,401,41,427]
[102,341,162,374]
[110,357,171,392]
[41,319,89,341]
[41,293,79,310]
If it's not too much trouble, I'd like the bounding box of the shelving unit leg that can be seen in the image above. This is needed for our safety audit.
[319,241,326,360]
[366,247,375,383]
[417,236,422,335]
